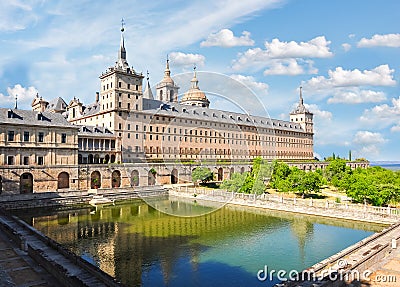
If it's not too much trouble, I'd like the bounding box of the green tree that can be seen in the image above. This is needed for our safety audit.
[220,172,248,193]
[192,167,214,185]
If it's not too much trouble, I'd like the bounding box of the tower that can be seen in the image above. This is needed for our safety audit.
[290,87,313,134]
[98,19,144,118]
[156,57,179,102]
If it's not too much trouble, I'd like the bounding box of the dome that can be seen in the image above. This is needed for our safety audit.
[160,59,175,85]
[180,71,210,108]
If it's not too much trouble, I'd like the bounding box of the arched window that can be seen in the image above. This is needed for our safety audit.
[131,170,139,186]
[20,173,33,194]
[170,90,174,102]
[159,90,163,101]
[112,170,121,188]
[57,172,69,189]
[91,171,101,189]
[171,168,178,184]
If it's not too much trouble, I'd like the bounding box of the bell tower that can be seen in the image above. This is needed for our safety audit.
[156,57,179,102]
[290,87,313,134]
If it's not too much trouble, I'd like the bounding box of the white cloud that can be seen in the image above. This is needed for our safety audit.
[305,104,332,121]
[353,131,387,145]
[0,84,38,109]
[263,59,305,75]
[232,36,332,75]
[230,74,269,93]
[352,131,387,159]
[327,89,386,104]
[168,52,206,67]
[360,96,400,130]
[342,43,351,52]
[201,29,254,47]
[305,65,396,90]
[264,36,333,58]
[358,33,400,48]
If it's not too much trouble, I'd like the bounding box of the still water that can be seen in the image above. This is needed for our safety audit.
[14,196,384,287]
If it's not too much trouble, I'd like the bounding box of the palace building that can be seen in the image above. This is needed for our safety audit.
[62,26,314,164]
[0,25,327,194]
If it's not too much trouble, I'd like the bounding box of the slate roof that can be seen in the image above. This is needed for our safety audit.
[78,125,116,138]
[0,108,78,129]
[46,97,67,113]
[142,99,305,133]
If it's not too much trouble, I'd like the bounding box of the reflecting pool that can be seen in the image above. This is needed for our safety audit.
[13,196,385,287]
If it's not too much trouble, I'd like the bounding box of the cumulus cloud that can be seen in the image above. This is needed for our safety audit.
[303,65,395,105]
[352,131,387,159]
[230,74,269,93]
[342,43,351,52]
[201,29,254,47]
[360,96,400,131]
[327,89,386,104]
[0,84,38,109]
[358,33,400,48]
[169,52,205,67]
[232,36,332,75]
[305,104,332,121]
[305,65,396,90]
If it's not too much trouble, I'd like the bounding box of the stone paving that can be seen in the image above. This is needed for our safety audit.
[0,229,60,287]
[366,247,400,287]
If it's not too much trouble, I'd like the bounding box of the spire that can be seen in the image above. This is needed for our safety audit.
[191,64,199,89]
[115,18,129,71]
[143,70,154,100]
[119,18,126,61]
[164,55,171,77]
[299,86,304,106]
[14,94,18,110]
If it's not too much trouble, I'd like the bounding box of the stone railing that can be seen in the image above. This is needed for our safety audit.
[172,186,400,224]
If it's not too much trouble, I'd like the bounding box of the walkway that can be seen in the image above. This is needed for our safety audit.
[0,227,60,287]
[367,247,400,286]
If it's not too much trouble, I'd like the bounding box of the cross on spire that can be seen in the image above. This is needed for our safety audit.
[121,18,125,32]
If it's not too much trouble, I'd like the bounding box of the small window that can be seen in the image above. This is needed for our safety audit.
[128,84,130,89]
[119,123,122,130]
[127,103,130,110]
[38,132,44,142]
[119,82,122,88]
[23,156,29,165]
[61,133,67,143]
[37,156,44,165]
[24,131,29,142]
[8,131,15,141]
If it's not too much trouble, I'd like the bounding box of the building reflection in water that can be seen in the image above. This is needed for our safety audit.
[16,198,384,287]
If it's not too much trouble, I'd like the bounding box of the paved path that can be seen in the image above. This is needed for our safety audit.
[0,228,60,287]
[366,247,400,286]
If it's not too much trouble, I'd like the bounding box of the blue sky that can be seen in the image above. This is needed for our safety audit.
[1,0,399,161]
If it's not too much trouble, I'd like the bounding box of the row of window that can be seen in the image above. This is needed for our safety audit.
[6,155,44,165]
[6,131,67,143]
[102,82,140,91]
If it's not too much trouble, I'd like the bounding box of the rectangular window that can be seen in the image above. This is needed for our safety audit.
[24,131,29,142]
[127,103,130,110]
[128,133,130,139]
[61,133,67,143]
[23,156,29,165]
[119,102,122,108]
[7,156,14,165]
[119,82,122,88]
[38,132,44,142]
[8,131,15,141]
[136,134,138,139]
[119,123,122,129]
[37,156,44,165]
[127,124,131,130]
[128,84,130,89]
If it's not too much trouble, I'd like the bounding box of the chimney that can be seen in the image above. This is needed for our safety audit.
[96,92,100,103]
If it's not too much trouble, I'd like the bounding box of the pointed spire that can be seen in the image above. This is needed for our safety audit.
[14,94,18,110]
[164,55,171,77]
[143,70,154,100]
[119,18,126,61]
[191,64,199,89]
[299,86,304,106]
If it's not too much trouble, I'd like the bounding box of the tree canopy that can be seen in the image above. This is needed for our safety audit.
[192,167,214,184]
